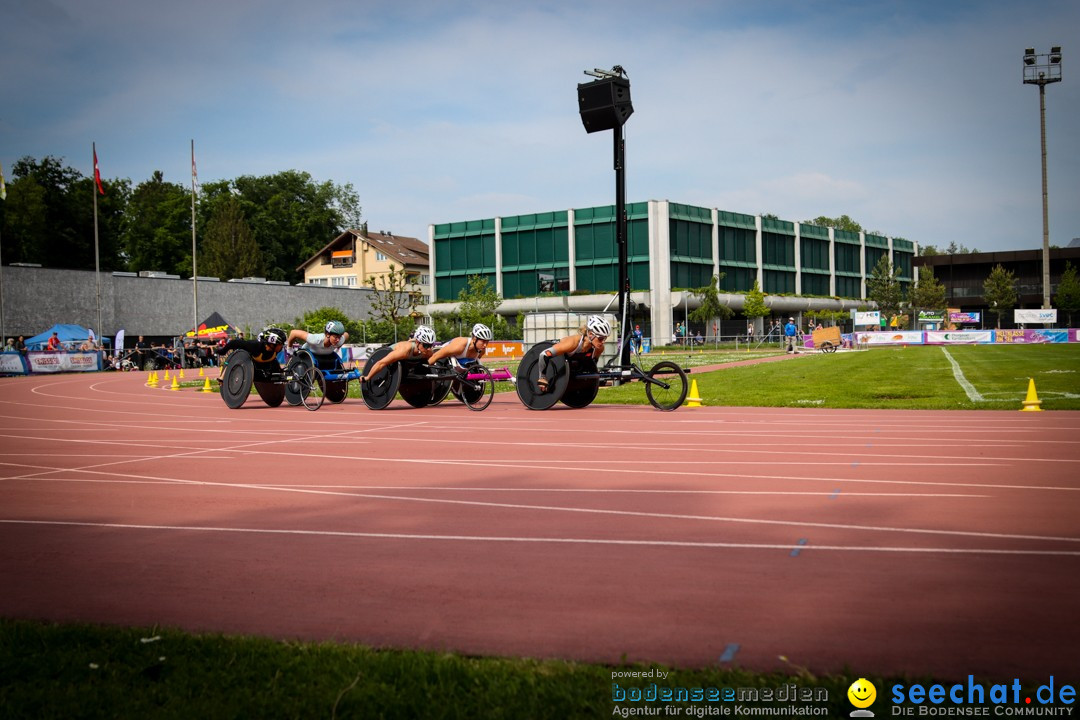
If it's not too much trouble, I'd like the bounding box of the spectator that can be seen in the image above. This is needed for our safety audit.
[632,324,643,353]
[46,332,62,352]
[784,317,798,354]
[746,322,755,344]
[15,336,26,353]
[694,330,703,346]
[4,338,15,352]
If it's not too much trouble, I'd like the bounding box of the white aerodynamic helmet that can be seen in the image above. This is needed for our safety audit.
[586,315,611,338]
[325,320,345,335]
[413,325,437,345]
[471,323,493,341]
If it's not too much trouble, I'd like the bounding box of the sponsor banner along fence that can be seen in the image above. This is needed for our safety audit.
[26,351,103,373]
[994,329,1069,344]
[0,352,30,375]
[801,330,1079,348]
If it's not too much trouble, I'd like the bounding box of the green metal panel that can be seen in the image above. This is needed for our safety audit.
[801,273,830,296]
[717,264,757,292]
[762,233,795,267]
[670,219,713,261]
[763,269,795,294]
[834,243,861,273]
[893,251,914,280]
[719,226,756,263]
[834,229,861,245]
[669,202,712,223]
[761,217,795,235]
[865,234,889,249]
[865,246,888,270]
[893,238,914,252]
[799,223,829,240]
[835,275,861,299]
[433,218,496,239]
[500,210,568,232]
[800,237,830,271]
[717,209,756,230]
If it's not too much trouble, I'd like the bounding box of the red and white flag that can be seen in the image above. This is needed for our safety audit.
[191,142,200,197]
[0,162,7,201]
[93,144,105,195]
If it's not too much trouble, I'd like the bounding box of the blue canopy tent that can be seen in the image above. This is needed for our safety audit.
[24,324,96,350]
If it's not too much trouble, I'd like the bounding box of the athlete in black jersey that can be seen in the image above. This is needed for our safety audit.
[215,328,287,382]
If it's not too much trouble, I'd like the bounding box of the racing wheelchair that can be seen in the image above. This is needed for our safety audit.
[359,346,502,412]
[218,348,350,411]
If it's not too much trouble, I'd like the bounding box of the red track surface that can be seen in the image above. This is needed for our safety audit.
[2,371,1078,680]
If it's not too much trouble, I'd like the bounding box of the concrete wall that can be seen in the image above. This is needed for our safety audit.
[0,266,379,340]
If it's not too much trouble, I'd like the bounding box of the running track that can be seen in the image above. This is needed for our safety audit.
[1,371,1078,681]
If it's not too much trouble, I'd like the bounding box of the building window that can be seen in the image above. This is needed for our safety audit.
[332,276,346,287]
[347,276,357,287]
[420,274,430,285]
[376,251,387,262]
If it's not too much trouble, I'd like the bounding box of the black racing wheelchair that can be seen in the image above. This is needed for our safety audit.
[514,341,689,412]
[359,346,496,412]
[218,348,350,411]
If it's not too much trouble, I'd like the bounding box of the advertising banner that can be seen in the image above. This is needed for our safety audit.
[949,312,981,324]
[917,311,944,323]
[854,331,924,345]
[0,352,29,375]
[994,329,1069,344]
[926,331,993,344]
[27,351,102,373]
[1014,309,1058,324]
[852,311,881,326]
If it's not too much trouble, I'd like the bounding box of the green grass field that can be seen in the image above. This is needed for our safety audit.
[599,344,1080,410]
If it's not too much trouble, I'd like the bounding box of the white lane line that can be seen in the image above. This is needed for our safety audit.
[5,477,990,498]
[3,519,1078,557]
[941,347,985,402]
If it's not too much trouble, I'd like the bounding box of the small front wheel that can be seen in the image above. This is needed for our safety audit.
[461,367,495,412]
[301,366,326,411]
[644,361,688,411]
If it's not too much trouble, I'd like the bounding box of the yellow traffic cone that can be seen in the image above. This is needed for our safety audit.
[1020,377,1043,412]
[685,379,703,407]
[179,368,185,379]
[201,377,213,393]
[163,369,170,380]
[148,372,158,386]
[170,376,180,391]
[198,367,205,377]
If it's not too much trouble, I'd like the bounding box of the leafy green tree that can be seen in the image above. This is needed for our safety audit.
[907,266,948,328]
[366,263,423,332]
[804,215,862,233]
[457,274,506,337]
[742,279,770,321]
[289,307,361,340]
[689,274,734,334]
[200,195,263,280]
[230,171,362,283]
[983,264,1018,329]
[1,156,126,271]
[1053,262,1080,326]
[121,171,191,275]
[866,255,904,324]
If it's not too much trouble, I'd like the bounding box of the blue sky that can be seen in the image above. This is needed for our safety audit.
[2,0,1077,253]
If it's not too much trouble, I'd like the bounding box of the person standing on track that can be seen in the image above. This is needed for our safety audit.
[535,315,609,393]
[287,320,349,371]
[360,325,437,383]
[784,316,798,354]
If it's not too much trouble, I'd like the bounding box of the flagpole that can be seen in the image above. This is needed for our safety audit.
[191,139,198,365]
[93,143,102,345]
[1,163,6,343]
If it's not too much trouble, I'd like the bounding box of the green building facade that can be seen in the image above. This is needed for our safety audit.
[429,200,916,342]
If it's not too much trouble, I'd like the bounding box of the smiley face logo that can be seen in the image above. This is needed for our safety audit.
[847,678,877,709]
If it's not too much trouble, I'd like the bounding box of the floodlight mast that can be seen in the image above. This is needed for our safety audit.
[580,66,632,365]
[1022,46,1063,310]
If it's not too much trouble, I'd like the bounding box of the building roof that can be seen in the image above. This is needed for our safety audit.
[297,228,429,272]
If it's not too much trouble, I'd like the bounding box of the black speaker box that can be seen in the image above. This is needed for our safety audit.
[577,77,633,133]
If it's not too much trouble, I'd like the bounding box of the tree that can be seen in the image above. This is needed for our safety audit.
[1054,262,1080,327]
[907,266,947,329]
[457,274,508,339]
[289,307,360,340]
[689,274,734,336]
[1,156,127,271]
[366,263,423,332]
[804,215,862,233]
[742,279,770,322]
[200,195,263,280]
[866,255,904,324]
[120,170,191,275]
[983,264,1018,329]
[230,171,362,284]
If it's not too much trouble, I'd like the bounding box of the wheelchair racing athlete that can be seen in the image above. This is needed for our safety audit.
[360,325,437,384]
[286,320,350,371]
[215,327,287,382]
[535,315,610,393]
[426,323,492,371]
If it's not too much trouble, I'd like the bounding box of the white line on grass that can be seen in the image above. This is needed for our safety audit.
[942,347,984,402]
